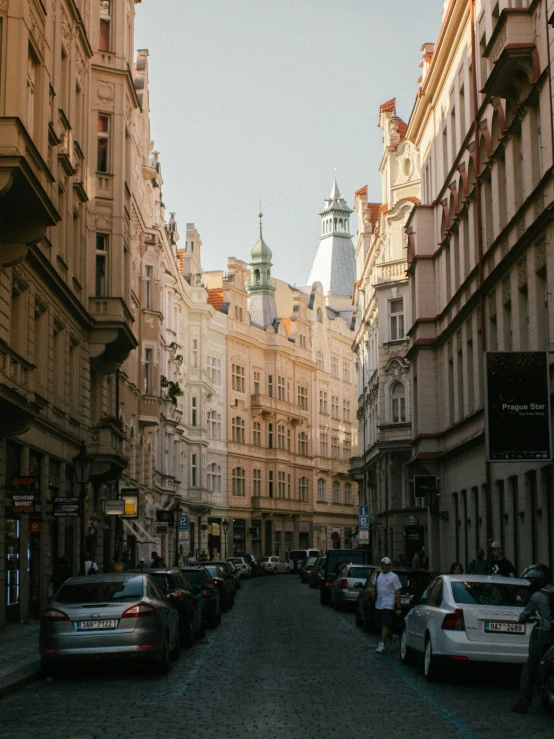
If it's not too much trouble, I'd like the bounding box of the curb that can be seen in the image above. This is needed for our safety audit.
[0,662,42,699]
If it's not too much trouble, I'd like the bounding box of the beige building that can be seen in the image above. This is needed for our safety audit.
[204,193,359,557]
[350,99,422,563]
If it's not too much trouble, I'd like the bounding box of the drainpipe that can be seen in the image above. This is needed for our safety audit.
[470,0,493,549]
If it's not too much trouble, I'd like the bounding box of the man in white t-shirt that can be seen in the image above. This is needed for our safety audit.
[373,556,402,653]
[84,553,98,576]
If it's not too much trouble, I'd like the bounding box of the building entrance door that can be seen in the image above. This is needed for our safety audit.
[5,518,21,623]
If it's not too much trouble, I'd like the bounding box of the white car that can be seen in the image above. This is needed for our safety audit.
[226,557,251,578]
[330,563,373,610]
[287,549,322,574]
[260,556,288,575]
[401,574,531,680]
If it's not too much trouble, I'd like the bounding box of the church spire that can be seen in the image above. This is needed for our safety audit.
[247,209,277,329]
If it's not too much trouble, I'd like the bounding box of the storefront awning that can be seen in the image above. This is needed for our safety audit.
[122,519,155,544]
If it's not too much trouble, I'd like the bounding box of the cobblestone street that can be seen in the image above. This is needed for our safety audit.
[1,577,553,739]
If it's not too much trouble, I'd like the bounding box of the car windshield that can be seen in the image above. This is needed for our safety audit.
[204,566,219,577]
[260,557,270,562]
[150,573,181,593]
[229,558,243,565]
[347,567,370,579]
[182,571,204,586]
[56,578,144,604]
[396,573,431,590]
[451,581,530,607]
[306,558,317,566]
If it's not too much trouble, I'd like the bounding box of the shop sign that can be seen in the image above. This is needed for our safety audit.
[414,476,437,498]
[156,510,174,524]
[28,520,42,533]
[359,530,369,542]
[54,497,80,517]
[406,516,418,526]
[104,500,125,516]
[121,488,139,519]
[8,477,37,514]
[155,522,168,534]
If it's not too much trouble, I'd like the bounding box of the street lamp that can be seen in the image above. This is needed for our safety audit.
[73,443,93,576]
[174,503,182,566]
[222,519,228,559]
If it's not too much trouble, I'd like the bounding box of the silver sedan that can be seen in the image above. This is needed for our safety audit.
[401,574,531,680]
[40,573,180,674]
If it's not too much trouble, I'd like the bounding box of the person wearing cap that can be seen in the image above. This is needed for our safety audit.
[489,542,516,577]
[373,557,402,653]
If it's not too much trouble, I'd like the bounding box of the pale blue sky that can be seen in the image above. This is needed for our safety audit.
[135,0,443,286]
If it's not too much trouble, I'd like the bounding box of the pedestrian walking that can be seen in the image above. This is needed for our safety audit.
[489,541,516,577]
[411,550,423,569]
[187,552,197,565]
[84,553,98,575]
[468,548,488,575]
[373,557,402,653]
[112,554,125,573]
[145,551,158,567]
[449,562,464,574]
[50,555,72,596]
[511,564,554,714]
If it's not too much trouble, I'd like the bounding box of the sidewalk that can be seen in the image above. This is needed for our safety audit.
[0,622,41,698]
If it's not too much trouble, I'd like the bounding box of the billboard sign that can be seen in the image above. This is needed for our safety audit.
[485,352,552,461]
[54,497,80,517]
[413,476,437,498]
[120,488,139,519]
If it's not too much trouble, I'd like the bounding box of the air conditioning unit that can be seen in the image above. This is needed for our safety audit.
[414,497,426,508]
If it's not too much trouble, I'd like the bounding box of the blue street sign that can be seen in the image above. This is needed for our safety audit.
[359,516,369,530]
[358,505,369,518]
[178,514,189,531]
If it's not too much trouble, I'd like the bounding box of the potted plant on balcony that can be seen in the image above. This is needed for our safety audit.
[160,375,183,405]
[95,414,124,433]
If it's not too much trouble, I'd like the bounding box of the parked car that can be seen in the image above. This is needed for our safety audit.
[401,574,531,680]
[226,556,251,579]
[40,573,180,674]
[243,554,263,577]
[320,549,372,604]
[330,563,374,610]
[287,549,321,574]
[180,566,221,628]
[204,564,234,611]
[299,557,318,584]
[141,568,204,646]
[260,556,288,574]
[211,560,241,592]
[308,555,327,588]
[360,566,432,632]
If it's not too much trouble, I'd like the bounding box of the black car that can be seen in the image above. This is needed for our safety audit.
[308,555,327,588]
[359,567,433,632]
[211,560,240,593]
[180,566,221,628]
[140,568,205,646]
[320,549,372,605]
[204,564,234,612]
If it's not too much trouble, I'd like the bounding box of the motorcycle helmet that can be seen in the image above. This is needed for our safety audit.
[521,564,548,592]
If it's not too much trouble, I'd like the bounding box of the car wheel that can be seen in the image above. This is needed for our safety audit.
[400,630,417,665]
[217,610,222,623]
[155,635,170,674]
[208,609,219,628]
[181,617,194,648]
[423,637,441,681]
[197,614,206,639]
[272,568,277,576]
[320,589,329,605]
[171,635,181,661]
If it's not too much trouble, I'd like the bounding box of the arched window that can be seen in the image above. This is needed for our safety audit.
[254,269,260,285]
[339,219,343,230]
[232,467,245,497]
[232,416,245,443]
[344,482,351,505]
[332,481,340,503]
[390,381,406,423]
[317,478,326,502]
[299,477,309,502]
[298,431,308,456]
[287,428,291,451]
[253,421,261,446]
[316,349,324,370]
[207,463,221,494]
[277,423,286,449]
[316,310,323,324]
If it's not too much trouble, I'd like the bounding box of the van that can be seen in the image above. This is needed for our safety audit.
[287,549,322,574]
[320,549,372,604]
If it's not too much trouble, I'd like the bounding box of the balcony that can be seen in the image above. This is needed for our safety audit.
[188,367,215,398]
[88,297,138,374]
[185,487,213,512]
[87,425,127,483]
[0,340,43,438]
[251,496,311,516]
[0,118,59,266]
[484,8,538,97]
[376,259,408,284]
[139,394,161,427]
[250,394,308,426]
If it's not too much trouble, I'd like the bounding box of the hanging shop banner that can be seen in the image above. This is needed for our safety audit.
[156,510,174,524]
[120,488,139,519]
[485,352,552,462]
[54,497,80,517]
[104,500,125,516]
[8,477,38,514]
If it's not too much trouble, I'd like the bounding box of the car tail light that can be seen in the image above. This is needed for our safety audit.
[201,588,212,598]
[450,655,468,661]
[341,579,349,589]
[213,578,221,585]
[441,608,465,631]
[42,608,69,622]
[121,603,157,619]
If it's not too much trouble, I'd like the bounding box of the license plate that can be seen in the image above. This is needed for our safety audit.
[77,620,117,630]
[401,597,411,605]
[484,621,525,634]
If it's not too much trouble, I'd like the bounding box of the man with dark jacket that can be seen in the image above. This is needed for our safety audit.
[511,564,554,714]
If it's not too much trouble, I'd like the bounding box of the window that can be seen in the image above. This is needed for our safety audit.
[299,477,309,502]
[332,482,340,504]
[343,437,352,460]
[277,424,286,450]
[191,339,198,368]
[287,428,291,451]
[389,298,405,341]
[232,416,245,444]
[319,390,328,414]
[343,399,350,422]
[268,471,274,498]
[342,360,350,382]
[234,305,243,321]
[97,114,110,172]
[331,395,339,419]
[144,348,153,395]
[391,382,406,423]
[207,463,221,494]
[191,397,197,426]
[207,356,221,385]
[27,46,39,138]
[232,364,245,393]
[331,437,340,459]
[95,234,108,296]
[267,375,273,397]
[331,355,339,378]
[99,1,111,51]
[232,467,246,497]
[277,376,286,400]
[191,454,198,487]
[344,482,352,505]
[298,432,308,456]
[316,351,324,370]
[320,433,328,457]
[253,469,261,496]
[297,386,308,410]
[208,410,221,439]
[253,371,260,394]
[299,334,307,348]
[253,421,261,447]
[287,473,291,499]
[317,479,326,502]
[278,471,286,499]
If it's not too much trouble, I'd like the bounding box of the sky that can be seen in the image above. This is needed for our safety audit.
[135,0,443,286]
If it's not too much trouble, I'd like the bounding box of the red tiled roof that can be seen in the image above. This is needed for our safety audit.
[177,250,185,275]
[366,202,382,224]
[355,185,368,197]
[403,196,421,206]
[395,118,408,141]
[282,318,292,336]
[380,204,389,215]
[380,98,396,113]
[207,288,224,311]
